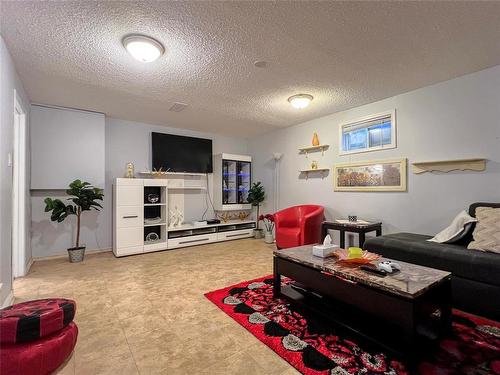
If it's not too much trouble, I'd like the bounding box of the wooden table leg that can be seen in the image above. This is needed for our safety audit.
[273,257,281,298]
[359,232,366,248]
[439,278,453,334]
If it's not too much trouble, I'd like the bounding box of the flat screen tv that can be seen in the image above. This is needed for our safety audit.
[152,132,213,173]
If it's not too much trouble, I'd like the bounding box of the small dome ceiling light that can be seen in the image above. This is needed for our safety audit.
[123,35,165,63]
[288,94,313,109]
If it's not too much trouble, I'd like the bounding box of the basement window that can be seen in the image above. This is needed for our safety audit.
[339,110,396,155]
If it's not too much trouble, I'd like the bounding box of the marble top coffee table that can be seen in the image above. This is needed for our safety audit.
[273,245,452,363]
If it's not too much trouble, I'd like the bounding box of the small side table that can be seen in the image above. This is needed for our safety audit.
[321,220,382,248]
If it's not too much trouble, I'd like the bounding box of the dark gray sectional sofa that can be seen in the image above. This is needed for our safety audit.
[363,203,500,321]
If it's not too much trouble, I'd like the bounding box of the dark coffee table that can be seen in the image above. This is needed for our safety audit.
[273,245,452,363]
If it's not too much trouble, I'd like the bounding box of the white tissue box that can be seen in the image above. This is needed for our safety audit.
[312,244,339,258]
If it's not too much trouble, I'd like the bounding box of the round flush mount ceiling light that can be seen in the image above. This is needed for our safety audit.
[123,35,165,63]
[287,94,313,109]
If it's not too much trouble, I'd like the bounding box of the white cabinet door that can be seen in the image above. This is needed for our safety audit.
[116,185,143,206]
[116,227,143,248]
[116,206,143,228]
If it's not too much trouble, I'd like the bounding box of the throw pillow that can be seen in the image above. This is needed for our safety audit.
[428,210,477,244]
[468,207,500,253]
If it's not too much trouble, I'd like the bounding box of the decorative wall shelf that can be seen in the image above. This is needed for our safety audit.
[299,168,330,179]
[298,144,329,157]
[412,158,486,174]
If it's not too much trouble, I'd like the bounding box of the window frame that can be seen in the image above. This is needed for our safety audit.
[338,110,397,155]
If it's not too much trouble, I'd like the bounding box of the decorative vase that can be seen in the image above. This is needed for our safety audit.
[264,231,274,244]
[253,229,264,239]
[312,132,320,146]
[311,160,318,170]
[67,246,85,263]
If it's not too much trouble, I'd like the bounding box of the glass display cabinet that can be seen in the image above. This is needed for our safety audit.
[214,153,252,211]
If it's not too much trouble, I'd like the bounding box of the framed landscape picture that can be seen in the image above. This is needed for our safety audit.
[333,158,407,192]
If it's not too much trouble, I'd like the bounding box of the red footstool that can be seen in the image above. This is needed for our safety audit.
[0,298,78,375]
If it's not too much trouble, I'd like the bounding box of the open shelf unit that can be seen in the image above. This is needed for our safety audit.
[113,177,256,257]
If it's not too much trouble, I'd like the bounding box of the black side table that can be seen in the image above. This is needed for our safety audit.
[321,221,382,248]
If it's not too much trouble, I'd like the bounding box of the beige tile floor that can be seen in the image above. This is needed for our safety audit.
[14,239,300,375]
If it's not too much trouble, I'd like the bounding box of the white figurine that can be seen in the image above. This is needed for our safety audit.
[175,207,184,227]
[169,207,180,228]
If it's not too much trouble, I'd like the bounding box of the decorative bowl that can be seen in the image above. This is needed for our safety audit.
[145,232,159,242]
[147,194,159,204]
[335,248,380,264]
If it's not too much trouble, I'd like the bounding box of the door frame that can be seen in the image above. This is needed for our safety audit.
[12,89,27,278]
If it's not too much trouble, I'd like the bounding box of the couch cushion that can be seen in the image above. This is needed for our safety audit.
[467,207,500,253]
[364,233,500,287]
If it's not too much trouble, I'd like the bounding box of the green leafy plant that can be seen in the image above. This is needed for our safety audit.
[247,181,265,228]
[44,180,104,248]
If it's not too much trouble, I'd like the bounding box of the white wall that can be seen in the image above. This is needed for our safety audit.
[249,65,500,246]
[30,117,249,258]
[0,36,31,306]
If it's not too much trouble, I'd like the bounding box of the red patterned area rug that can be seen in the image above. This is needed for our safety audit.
[205,276,500,375]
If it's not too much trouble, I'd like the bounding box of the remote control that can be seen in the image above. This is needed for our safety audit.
[360,264,387,277]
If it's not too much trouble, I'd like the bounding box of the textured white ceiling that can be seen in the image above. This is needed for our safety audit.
[1,1,500,137]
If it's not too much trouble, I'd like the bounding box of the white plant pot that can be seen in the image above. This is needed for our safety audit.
[264,231,274,244]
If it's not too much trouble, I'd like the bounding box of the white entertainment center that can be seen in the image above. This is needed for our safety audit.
[112,153,255,257]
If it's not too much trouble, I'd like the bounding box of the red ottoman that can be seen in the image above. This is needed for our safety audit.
[0,299,78,375]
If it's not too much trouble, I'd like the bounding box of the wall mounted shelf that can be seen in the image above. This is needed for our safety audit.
[412,158,486,174]
[299,168,330,179]
[139,171,207,177]
[298,144,329,157]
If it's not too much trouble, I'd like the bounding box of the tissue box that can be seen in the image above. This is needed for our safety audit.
[312,244,339,258]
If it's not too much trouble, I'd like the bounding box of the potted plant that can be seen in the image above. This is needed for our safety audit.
[44,179,104,263]
[259,214,275,244]
[247,181,265,239]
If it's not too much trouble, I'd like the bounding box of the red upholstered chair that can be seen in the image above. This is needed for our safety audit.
[274,205,324,249]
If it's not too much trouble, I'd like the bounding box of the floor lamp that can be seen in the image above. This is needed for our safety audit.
[273,152,283,213]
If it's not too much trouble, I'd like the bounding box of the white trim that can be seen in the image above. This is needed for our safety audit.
[339,109,397,156]
[25,257,34,274]
[12,90,27,278]
[1,290,15,308]
[33,247,112,262]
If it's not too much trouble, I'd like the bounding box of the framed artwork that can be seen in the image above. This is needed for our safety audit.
[333,158,407,192]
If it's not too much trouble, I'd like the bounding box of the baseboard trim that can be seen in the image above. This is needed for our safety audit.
[1,290,15,308]
[33,248,112,262]
[25,257,34,274]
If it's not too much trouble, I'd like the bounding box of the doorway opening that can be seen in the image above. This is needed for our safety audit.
[12,89,27,278]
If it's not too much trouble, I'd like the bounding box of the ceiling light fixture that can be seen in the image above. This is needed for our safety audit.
[288,94,313,109]
[123,35,165,63]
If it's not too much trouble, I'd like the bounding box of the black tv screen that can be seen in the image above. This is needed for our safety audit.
[152,133,213,173]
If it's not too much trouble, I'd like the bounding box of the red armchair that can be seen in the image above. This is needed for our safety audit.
[274,205,324,249]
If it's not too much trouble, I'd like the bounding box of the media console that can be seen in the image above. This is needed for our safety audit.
[113,177,255,257]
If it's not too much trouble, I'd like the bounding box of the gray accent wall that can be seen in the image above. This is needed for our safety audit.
[30,105,105,189]
[30,117,248,258]
[0,36,31,306]
[248,65,500,246]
